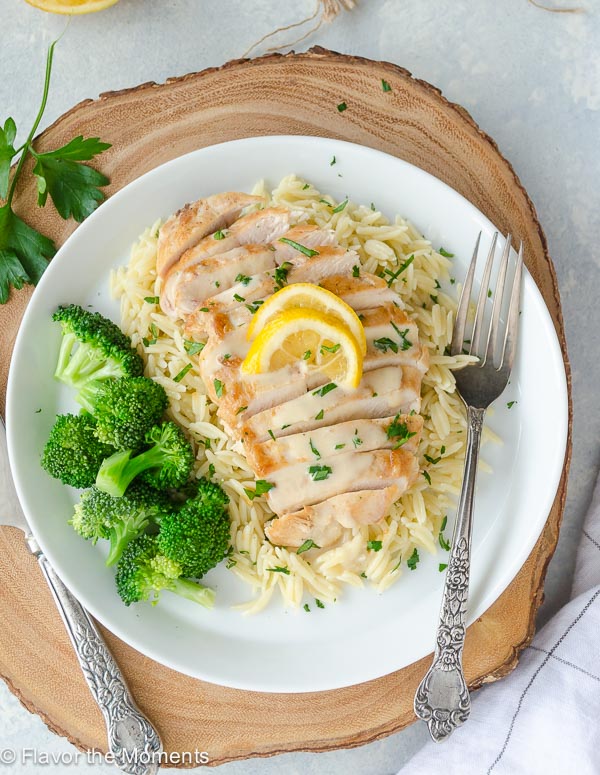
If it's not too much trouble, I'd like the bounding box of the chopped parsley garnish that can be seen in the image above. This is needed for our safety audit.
[267,566,290,575]
[308,464,332,481]
[422,470,432,485]
[223,353,231,360]
[352,265,360,277]
[213,229,226,240]
[215,280,220,288]
[332,198,348,214]
[374,336,398,354]
[235,273,251,286]
[202,438,211,449]
[320,198,333,206]
[488,289,493,298]
[391,321,412,350]
[424,453,441,465]
[370,202,376,211]
[304,603,311,612]
[320,343,340,355]
[274,261,292,289]
[450,277,456,284]
[173,363,192,382]
[352,435,363,448]
[407,547,420,571]
[387,415,417,448]
[303,349,312,360]
[199,307,209,313]
[213,378,224,398]
[144,296,159,304]
[439,531,450,551]
[236,405,247,415]
[297,539,320,555]
[315,598,325,609]
[507,400,517,409]
[268,429,276,441]
[313,382,337,397]
[430,294,438,304]
[439,247,454,258]
[35,408,42,413]
[337,102,347,112]
[233,293,246,303]
[208,463,215,477]
[384,254,414,286]
[439,563,448,572]
[441,446,446,455]
[184,339,205,355]
[360,571,367,578]
[334,443,345,450]
[330,155,336,166]
[309,439,321,459]
[245,299,264,314]
[245,480,275,500]
[381,78,392,92]
[142,323,159,347]
[302,183,310,190]
[367,540,382,552]
[315,409,324,420]
[434,279,441,289]
[278,237,319,258]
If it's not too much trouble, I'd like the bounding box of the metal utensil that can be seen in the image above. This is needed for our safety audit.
[0,417,163,775]
[414,232,524,742]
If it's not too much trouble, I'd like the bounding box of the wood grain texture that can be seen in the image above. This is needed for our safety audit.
[0,48,572,765]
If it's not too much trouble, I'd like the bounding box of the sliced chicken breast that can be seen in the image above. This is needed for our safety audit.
[265,447,419,515]
[245,414,423,477]
[273,225,337,263]
[265,486,401,548]
[320,273,401,310]
[241,366,423,445]
[157,192,261,277]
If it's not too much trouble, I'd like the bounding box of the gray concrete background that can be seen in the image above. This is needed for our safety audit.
[0,0,598,772]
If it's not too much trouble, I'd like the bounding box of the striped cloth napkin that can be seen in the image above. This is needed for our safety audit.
[400,474,600,775]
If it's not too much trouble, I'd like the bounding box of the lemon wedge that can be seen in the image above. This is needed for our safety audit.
[25,0,119,13]
[247,283,367,356]
[242,308,363,388]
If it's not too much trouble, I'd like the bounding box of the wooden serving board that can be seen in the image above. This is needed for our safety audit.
[0,49,572,764]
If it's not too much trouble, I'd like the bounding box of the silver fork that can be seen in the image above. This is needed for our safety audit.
[414,231,524,742]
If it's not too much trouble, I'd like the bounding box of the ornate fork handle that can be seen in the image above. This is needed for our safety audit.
[414,406,485,742]
[33,545,162,774]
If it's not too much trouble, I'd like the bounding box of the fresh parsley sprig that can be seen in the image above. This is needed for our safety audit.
[0,41,111,304]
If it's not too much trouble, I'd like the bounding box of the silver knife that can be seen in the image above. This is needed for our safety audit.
[0,417,163,775]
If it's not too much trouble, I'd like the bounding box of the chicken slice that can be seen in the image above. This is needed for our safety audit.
[273,225,336,263]
[241,366,423,445]
[265,486,401,548]
[156,192,261,277]
[320,273,401,310]
[265,447,419,515]
[161,208,292,317]
[245,414,423,477]
[166,245,276,319]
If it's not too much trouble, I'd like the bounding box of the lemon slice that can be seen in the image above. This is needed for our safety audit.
[25,0,119,13]
[247,283,367,356]
[242,308,363,388]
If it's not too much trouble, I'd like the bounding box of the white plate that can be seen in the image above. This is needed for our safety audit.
[6,136,568,693]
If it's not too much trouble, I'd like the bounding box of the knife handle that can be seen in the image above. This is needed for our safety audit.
[35,550,163,775]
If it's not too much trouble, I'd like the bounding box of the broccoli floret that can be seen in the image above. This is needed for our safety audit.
[95,421,194,497]
[41,414,114,488]
[157,478,230,578]
[115,533,215,608]
[52,305,143,403]
[77,376,168,448]
[70,483,172,566]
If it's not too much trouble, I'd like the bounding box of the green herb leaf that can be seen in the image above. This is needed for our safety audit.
[360,571,367,578]
[315,598,325,609]
[381,79,392,92]
[233,293,246,303]
[439,247,454,258]
[439,563,448,572]
[199,307,209,312]
[430,294,439,304]
[422,470,432,485]
[390,321,412,350]
[208,463,216,477]
[0,118,17,199]
[384,254,414,286]
[407,547,420,571]
[439,532,450,551]
[309,439,321,459]
[320,343,340,355]
[332,198,348,214]
[245,299,264,314]
[267,566,290,575]
[213,378,224,398]
[278,237,319,258]
[488,288,492,298]
[302,183,310,190]
[183,339,205,355]
[440,515,448,532]
[374,336,398,354]
[304,603,311,611]
[274,261,292,289]
[313,382,337,397]
[352,265,360,278]
[334,443,345,450]
[387,415,417,448]
[268,429,276,441]
[303,349,312,360]
[507,400,517,409]
[367,540,382,552]
[330,155,336,166]
[424,453,441,465]
[337,102,347,112]
[173,363,192,382]
[245,480,275,500]
[315,409,324,420]
[235,273,251,285]
[308,464,332,481]
[214,229,226,240]
[352,435,363,448]
[144,296,159,304]
[297,539,320,555]
[0,205,55,302]
[236,405,248,415]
